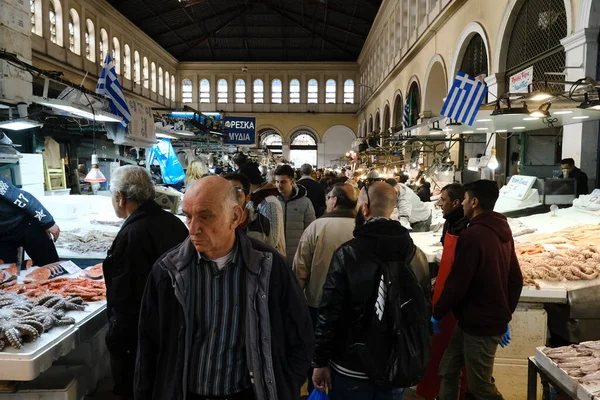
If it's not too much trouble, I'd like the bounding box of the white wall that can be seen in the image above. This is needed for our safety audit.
[319,125,356,167]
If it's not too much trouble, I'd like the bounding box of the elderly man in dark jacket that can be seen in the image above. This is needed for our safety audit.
[134,176,314,400]
[297,163,326,218]
[103,165,188,398]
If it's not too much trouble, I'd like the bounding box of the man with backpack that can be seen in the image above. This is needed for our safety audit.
[312,181,431,400]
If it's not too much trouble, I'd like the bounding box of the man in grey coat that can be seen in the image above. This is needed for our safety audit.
[274,164,316,267]
[134,176,314,400]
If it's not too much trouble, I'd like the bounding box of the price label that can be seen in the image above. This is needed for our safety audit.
[503,175,537,200]
[58,261,81,275]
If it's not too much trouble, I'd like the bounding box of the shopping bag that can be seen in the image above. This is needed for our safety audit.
[307,389,329,400]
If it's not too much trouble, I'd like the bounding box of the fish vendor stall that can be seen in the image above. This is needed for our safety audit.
[0,261,108,399]
[409,197,600,399]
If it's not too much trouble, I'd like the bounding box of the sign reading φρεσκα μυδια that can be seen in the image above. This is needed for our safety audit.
[223,116,256,145]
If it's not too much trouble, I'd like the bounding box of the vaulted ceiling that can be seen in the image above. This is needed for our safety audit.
[107,0,382,62]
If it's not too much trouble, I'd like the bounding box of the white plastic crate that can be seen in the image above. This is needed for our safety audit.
[0,2,31,36]
[0,25,32,60]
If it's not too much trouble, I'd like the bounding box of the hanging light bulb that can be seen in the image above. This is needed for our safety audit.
[487,146,499,170]
[84,154,107,183]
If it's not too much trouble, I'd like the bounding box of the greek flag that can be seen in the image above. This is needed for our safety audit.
[441,71,488,126]
[403,102,410,129]
[96,54,131,128]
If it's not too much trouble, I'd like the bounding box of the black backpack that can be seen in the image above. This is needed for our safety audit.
[353,243,433,387]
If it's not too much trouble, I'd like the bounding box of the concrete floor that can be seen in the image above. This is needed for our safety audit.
[85,378,423,400]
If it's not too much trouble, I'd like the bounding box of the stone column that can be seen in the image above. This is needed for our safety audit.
[560,28,600,188]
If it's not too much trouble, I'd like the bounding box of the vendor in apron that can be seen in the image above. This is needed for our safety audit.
[417,183,469,399]
[0,176,60,268]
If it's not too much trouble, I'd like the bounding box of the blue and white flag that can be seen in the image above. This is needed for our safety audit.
[441,71,488,126]
[403,102,410,129]
[96,54,131,128]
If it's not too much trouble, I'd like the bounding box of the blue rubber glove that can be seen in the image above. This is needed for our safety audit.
[431,316,441,334]
[499,325,511,348]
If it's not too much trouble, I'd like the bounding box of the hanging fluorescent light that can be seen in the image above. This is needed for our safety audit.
[156,133,176,139]
[84,154,107,183]
[487,146,499,170]
[0,119,43,130]
[529,92,553,101]
[554,111,573,115]
[33,97,123,123]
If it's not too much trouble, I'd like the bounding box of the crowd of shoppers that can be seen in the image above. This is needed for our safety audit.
[96,157,523,400]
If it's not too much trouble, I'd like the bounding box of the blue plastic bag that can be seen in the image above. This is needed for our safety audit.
[147,139,186,184]
[307,389,329,400]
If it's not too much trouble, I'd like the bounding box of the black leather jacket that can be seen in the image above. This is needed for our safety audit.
[312,218,430,372]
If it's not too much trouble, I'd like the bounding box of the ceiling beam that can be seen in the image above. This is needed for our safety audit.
[306,0,373,24]
[267,5,358,58]
[344,0,360,46]
[149,5,242,36]
[189,6,252,49]
[269,5,367,38]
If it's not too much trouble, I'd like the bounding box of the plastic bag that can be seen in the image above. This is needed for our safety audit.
[307,389,329,400]
[147,139,186,184]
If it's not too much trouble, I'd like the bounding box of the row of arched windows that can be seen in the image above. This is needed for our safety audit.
[30,0,176,102]
[181,78,355,104]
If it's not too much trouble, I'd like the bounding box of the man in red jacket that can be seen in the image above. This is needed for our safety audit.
[432,180,523,400]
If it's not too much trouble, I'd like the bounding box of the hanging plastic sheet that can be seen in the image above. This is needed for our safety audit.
[147,139,186,184]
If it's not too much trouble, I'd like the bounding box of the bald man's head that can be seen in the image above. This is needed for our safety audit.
[358,181,397,220]
[327,183,358,212]
[183,176,243,258]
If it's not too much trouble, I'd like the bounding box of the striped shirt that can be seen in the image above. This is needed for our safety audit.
[187,244,251,396]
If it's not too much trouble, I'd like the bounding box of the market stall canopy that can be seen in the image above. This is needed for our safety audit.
[393,101,600,138]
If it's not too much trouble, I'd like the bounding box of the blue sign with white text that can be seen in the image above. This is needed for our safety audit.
[224,116,256,145]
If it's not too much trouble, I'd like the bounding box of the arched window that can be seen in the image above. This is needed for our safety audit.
[123,44,131,79]
[235,79,246,103]
[325,79,336,103]
[150,62,156,92]
[307,79,318,104]
[99,28,108,63]
[344,79,355,104]
[49,0,63,46]
[85,19,95,62]
[505,0,567,93]
[460,34,488,78]
[112,37,120,74]
[217,79,228,103]
[30,0,42,36]
[68,9,80,54]
[170,75,175,101]
[200,79,210,103]
[165,72,170,99]
[289,79,300,103]
[158,67,164,95]
[133,51,140,83]
[406,82,420,127]
[271,79,282,104]
[182,79,193,103]
[253,79,264,103]
[142,57,149,88]
[291,132,318,146]
[393,94,403,129]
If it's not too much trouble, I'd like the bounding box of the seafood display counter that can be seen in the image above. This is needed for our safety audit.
[528,342,600,399]
[0,263,108,398]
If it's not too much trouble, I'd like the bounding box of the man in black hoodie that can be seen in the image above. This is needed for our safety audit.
[432,180,523,400]
[312,182,429,399]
